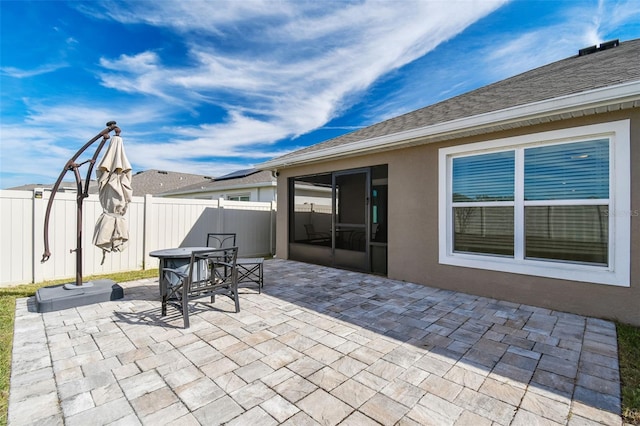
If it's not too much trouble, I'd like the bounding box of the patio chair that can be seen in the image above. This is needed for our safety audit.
[206,233,236,250]
[161,247,239,328]
[304,224,331,243]
[206,233,264,293]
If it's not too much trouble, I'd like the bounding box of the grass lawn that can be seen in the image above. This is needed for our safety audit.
[619,322,640,424]
[1,271,639,425]
[0,269,158,426]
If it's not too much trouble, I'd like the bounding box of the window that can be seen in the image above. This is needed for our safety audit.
[227,194,250,201]
[439,121,630,286]
[452,151,515,256]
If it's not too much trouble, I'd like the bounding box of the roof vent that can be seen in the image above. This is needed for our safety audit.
[158,170,168,175]
[599,39,619,51]
[579,39,619,56]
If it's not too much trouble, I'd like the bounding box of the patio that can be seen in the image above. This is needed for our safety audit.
[8,259,623,425]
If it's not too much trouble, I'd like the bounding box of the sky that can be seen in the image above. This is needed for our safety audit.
[1,0,640,189]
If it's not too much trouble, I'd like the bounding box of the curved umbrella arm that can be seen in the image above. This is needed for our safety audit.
[41,121,121,263]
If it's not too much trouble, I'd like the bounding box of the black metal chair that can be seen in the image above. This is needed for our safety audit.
[161,247,239,328]
[304,224,331,243]
[206,233,264,293]
[206,233,237,251]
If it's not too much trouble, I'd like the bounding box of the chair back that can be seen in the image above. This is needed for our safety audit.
[207,233,236,249]
[304,224,315,236]
[185,247,238,294]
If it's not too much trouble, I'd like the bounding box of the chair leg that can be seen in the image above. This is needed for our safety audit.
[161,277,168,316]
[182,288,190,329]
[161,294,167,316]
[233,284,240,313]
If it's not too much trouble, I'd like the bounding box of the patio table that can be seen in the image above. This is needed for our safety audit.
[149,247,210,296]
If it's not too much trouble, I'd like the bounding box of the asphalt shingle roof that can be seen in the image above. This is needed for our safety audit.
[131,170,213,196]
[161,169,275,195]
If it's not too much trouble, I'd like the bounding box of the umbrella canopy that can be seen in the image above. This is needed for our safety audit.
[93,135,133,255]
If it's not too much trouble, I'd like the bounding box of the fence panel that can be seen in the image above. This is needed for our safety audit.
[31,191,147,283]
[221,200,275,257]
[144,197,221,251]
[0,191,33,285]
[0,190,276,286]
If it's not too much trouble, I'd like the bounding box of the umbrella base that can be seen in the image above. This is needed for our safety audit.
[35,279,124,313]
[63,281,94,289]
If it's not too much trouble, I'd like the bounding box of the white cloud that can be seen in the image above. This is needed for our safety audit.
[1,63,68,78]
[361,0,640,124]
[86,0,506,163]
[481,0,640,80]
[0,101,168,188]
[10,0,637,190]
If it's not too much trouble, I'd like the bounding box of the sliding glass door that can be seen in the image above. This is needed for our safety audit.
[333,169,370,271]
[289,165,386,274]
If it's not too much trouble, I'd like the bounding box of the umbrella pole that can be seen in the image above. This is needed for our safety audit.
[72,165,85,288]
[41,121,121,288]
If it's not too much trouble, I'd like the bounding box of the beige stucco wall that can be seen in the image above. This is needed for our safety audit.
[275,109,640,326]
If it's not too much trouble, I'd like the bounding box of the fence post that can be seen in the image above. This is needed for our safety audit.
[218,197,225,232]
[143,194,154,270]
[32,188,45,283]
[270,200,276,256]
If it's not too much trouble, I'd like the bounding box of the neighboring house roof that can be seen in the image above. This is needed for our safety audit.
[260,38,640,169]
[7,181,100,193]
[8,170,212,196]
[160,169,276,197]
[131,170,213,196]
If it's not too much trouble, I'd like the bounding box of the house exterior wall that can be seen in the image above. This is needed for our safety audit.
[275,109,640,325]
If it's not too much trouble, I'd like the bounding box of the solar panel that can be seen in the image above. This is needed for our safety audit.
[215,168,259,181]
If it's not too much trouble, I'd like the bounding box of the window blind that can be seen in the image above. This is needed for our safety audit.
[524,139,609,201]
[453,151,514,202]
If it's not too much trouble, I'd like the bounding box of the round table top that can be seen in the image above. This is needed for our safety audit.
[149,247,211,258]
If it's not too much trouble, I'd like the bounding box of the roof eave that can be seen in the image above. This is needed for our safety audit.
[258,80,640,170]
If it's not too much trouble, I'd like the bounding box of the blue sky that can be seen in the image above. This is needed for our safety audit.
[1,0,639,189]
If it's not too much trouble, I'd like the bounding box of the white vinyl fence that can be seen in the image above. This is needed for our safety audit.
[0,190,276,286]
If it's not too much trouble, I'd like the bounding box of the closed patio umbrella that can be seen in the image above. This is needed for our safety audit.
[93,134,133,259]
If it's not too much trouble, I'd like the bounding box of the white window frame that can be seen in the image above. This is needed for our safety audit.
[439,120,630,286]
[227,194,251,201]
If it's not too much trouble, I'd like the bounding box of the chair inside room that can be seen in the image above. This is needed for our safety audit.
[304,223,331,244]
[206,233,264,293]
[161,247,239,328]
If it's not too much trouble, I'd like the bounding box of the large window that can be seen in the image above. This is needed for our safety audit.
[439,121,630,286]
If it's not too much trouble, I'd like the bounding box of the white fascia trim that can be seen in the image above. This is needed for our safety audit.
[259,80,640,169]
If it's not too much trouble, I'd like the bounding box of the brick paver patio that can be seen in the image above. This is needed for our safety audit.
[9,259,623,425]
